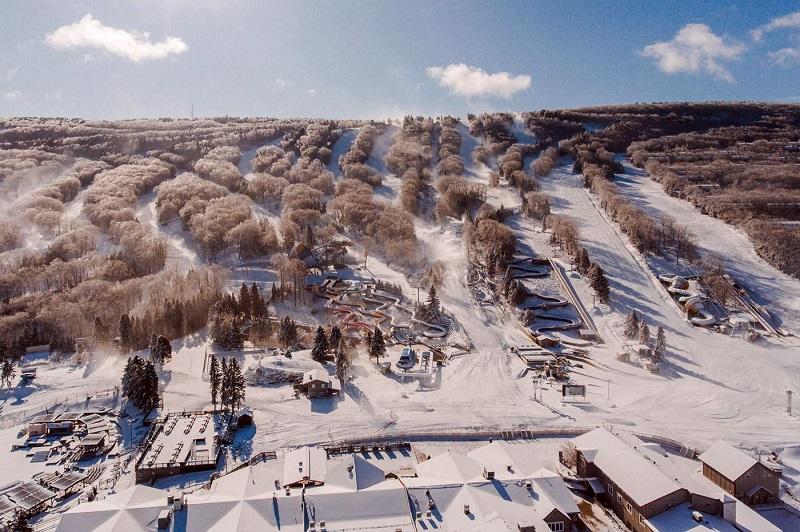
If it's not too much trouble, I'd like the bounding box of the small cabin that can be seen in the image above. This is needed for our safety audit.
[294,369,339,398]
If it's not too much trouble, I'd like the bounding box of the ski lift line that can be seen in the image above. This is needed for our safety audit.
[548,258,603,343]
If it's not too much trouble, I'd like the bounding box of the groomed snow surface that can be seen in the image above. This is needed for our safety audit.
[2,127,800,528]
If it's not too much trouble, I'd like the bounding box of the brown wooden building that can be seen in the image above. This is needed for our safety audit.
[698,440,781,506]
[573,428,689,532]
[295,369,339,398]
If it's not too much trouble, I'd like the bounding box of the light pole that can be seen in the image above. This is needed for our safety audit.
[127,419,134,450]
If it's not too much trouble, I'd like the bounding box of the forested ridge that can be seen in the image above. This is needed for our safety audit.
[1,102,798,355]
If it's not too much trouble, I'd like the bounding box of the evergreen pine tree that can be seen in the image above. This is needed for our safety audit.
[228,358,245,409]
[311,326,329,363]
[140,360,160,412]
[578,248,591,275]
[335,347,349,384]
[329,326,342,352]
[250,283,265,319]
[220,358,231,409]
[624,310,639,339]
[654,326,666,361]
[119,314,133,351]
[2,359,15,388]
[426,285,441,318]
[93,317,109,344]
[638,321,651,345]
[239,283,251,321]
[209,356,221,409]
[149,334,172,366]
[277,316,297,347]
[369,328,386,362]
[588,263,610,303]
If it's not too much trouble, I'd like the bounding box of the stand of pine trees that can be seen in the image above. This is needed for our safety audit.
[311,326,329,362]
[212,356,246,411]
[121,355,160,412]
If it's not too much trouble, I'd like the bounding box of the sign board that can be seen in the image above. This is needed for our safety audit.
[562,384,586,398]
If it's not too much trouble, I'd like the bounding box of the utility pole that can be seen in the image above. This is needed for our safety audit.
[788,390,793,416]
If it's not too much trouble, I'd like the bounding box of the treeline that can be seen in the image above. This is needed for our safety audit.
[434,117,486,220]
[0,264,227,355]
[328,179,418,266]
[581,163,696,260]
[468,113,516,156]
[338,124,385,186]
[385,116,434,215]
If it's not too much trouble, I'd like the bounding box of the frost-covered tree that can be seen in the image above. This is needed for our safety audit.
[369,328,386,362]
[220,358,231,409]
[311,326,329,363]
[638,320,651,345]
[148,334,172,366]
[2,359,16,388]
[335,347,350,384]
[329,325,342,352]
[588,263,610,303]
[228,358,245,410]
[426,285,441,319]
[278,316,298,347]
[209,356,221,409]
[653,325,666,361]
[624,310,639,339]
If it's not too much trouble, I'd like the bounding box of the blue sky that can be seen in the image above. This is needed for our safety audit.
[1,1,799,119]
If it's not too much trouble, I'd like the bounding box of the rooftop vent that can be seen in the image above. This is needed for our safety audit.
[483,468,495,480]
[464,504,470,514]
[692,511,703,523]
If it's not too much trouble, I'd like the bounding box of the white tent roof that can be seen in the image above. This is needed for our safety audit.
[412,451,485,483]
[304,479,414,531]
[57,485,169,532]
[699,441,757,481]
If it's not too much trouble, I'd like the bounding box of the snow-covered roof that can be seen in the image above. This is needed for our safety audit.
[412,450,485,484]
[466,441,546,480]
[324,454,387,492]
[187,464,304,532]
[405,442,578,531]
[283,446,327,486]
[56,485,169,532]
[645,499,780,532]
[303,369,330,384]
[573,428,684,507]
[699,441,757,481]
[304,478,414,531]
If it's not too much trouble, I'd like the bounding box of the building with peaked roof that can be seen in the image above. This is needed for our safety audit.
[698,441,781,506]
[574,427,690,531]
[295,369,339,398]
[572,428,780,532]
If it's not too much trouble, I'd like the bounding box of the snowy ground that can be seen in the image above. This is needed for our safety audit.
[3,127,800,524]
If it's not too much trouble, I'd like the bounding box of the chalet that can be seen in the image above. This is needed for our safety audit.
[699,440,780,506]
[573,428,689,532]
[572,428,779,532]
[295,369,339,398]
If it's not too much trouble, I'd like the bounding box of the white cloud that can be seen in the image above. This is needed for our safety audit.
[751,11,800,42]
[768,47,800,65]
[272,78,294,91]
[3,68,18,81]
[426,63,530,98]
[44,14,187,63]
[3,91,22,101]
[639,23,746,82]
[304,88,316,96]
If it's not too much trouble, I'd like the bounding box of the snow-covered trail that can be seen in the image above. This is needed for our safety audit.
[136,190,203,274]
[538,159,800,447]
[613,159,800,331]
[327,128,358,179]
[368,125,401,202]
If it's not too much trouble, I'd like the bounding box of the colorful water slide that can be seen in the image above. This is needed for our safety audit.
[684,296,717,326]
[529,314,583,335]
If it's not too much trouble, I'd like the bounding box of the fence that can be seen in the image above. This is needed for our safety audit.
[0,386,121,430]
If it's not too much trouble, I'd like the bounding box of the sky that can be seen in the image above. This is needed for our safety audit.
[0,1,799,120]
